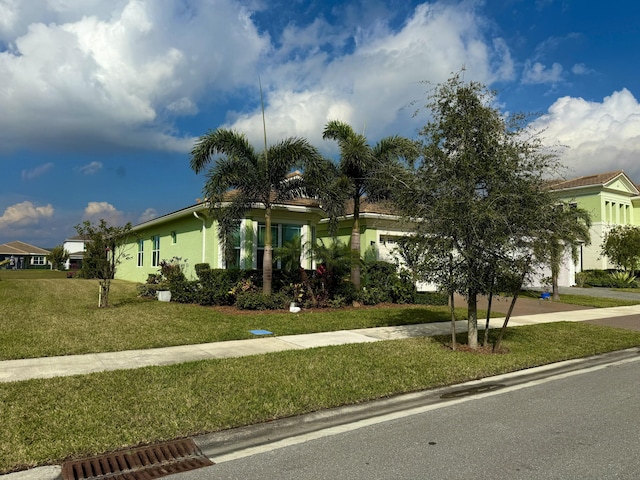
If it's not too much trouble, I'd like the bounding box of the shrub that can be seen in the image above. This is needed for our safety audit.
[194,263,211,278]
[362,261,416,305]
[577,269,638,288]
[360,287,391,305]
[414,291,448,306]
[235,291,289,310]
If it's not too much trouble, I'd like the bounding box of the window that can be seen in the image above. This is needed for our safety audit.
[137,239,144,267]
[256,223,301,269]
[171,231,177,244]
[32,256,45,265]
[257,224,278,269]
[226,228,242,269]
[152,236,160,267]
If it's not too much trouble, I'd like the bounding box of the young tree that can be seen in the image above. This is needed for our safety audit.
[75,220,133,308]
[316,120,417,290]
[601,225,640,275]
[46,245,70,270]
[190,129,321,295]
[395,73,561,349]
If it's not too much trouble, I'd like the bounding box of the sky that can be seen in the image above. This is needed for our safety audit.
[1,0,640,248]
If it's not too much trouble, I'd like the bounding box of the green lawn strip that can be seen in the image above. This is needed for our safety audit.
[520,289,640,308]
[2,322,639,474]
[0,278,469,360]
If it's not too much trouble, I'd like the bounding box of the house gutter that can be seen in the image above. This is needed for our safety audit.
[193,211,206,264]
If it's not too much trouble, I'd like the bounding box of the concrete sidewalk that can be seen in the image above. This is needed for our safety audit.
[3,304,640,384]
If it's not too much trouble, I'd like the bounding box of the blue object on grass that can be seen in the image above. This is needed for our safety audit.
[540,292,551,300]
[250,329,273,335]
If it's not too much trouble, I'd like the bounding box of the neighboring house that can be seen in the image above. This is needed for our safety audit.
[62,235,89,271]
[0,241,50,269]
[550,170,640,271]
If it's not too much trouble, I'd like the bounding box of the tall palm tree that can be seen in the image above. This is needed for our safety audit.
[190,129,321,295]
[318,120,417,289]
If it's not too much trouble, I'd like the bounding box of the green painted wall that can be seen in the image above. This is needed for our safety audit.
[116,211,219,283]
[116,205,325,282]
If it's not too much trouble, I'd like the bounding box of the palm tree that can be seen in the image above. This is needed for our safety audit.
[535,204,592,300]
[318,120,417,289]
[190,129,321,295]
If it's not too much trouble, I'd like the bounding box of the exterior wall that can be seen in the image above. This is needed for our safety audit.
[115,205,324,283]
[116,211,220,283]
[555,182,640,271]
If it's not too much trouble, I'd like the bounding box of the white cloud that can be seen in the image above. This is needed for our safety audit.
[138,208,157,223]
[0,1,514,158]
[531,89,640,181]
[83,201,126,226]
[21,162,54,180]
[0,0,269,154]
[522,61,563,85]
[571,63,591,75]
[79,161,103,175]
[225,2,514,151]
[0,200,54,228]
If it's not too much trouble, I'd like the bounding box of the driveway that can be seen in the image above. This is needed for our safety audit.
[454,287,640,331]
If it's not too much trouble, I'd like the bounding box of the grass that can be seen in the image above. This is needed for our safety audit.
[0,274,467,360]
[2,272,640,473]
[2,322,640,473]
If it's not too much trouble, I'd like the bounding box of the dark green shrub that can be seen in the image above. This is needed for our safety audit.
[577,269,638,288]
[194,263,211,278]
[414,291,448,306]
[169,279,199,303]
[362,261,416,305]
[360,287,391,305]
[235,291,289,310]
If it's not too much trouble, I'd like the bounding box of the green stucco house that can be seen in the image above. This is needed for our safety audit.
[550,170,640,271]
[116,169,638,287]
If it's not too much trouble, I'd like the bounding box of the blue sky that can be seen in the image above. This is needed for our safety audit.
[1,0,640,247]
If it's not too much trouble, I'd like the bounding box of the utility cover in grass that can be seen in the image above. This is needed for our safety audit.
[249,329,273,335]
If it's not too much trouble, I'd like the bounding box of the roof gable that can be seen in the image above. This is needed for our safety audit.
[0,241,50,255]
[551,170,639,196]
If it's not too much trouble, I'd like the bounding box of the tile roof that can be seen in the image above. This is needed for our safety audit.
[549,170,627,191]
[0,241,50,255]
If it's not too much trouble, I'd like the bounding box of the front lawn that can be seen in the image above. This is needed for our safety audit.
[2,322,640,474]
[0,277,465,360]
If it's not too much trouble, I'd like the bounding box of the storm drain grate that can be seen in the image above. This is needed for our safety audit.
[61,438,214,480]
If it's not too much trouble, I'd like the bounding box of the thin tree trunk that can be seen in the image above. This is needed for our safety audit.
[483,290,494,347]
[467,288,478,349]
[263,207,273,295]
[99,279,110,308]
[493,290,519,352]
[552,265,560,301]
[449,289,457,351]
[493,270,527,352]
[350,197,361,290]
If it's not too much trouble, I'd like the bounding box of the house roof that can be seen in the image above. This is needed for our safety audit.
[343,198,398,216]
[0,241,50,255]
[549,170,636,192]
[65,235,90,242]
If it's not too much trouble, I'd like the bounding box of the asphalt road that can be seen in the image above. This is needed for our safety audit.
[169,352,640,479]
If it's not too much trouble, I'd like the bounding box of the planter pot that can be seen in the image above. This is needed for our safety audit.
[157,290,172,302]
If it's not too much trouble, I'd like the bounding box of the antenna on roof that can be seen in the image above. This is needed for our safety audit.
[259,76,268,164]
